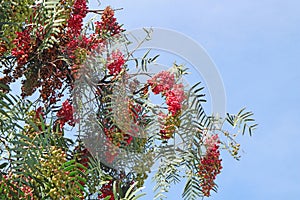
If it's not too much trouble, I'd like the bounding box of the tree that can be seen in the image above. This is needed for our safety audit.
[0,0,257,199]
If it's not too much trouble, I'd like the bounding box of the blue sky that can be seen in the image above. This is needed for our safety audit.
[89,1,300,199]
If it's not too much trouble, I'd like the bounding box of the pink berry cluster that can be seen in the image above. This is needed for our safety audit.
[148,70,185,139]
[198,134,222,197]
[147,70,175,94]
[148,70,185,116]
[107,50,125,75]
[165,83,185,115]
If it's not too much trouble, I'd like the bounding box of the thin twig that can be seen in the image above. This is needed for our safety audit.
[87,8,123,14]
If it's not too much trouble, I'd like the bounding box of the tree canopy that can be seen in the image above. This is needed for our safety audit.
[0,0,256,199]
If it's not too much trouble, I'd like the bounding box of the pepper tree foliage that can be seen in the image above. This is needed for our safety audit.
[0,0,257,199]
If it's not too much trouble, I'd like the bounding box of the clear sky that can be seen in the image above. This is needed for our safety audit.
[89,1,300,199]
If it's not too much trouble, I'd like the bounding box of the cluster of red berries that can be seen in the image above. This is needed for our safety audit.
[98,180,114,200]
[165,83,185,115]
[0,40,7,56]
[67,0,88,36]
[1,1,125,105]
[198,134,223,197]
[148,70,185,116]
[57,100,76,128]
[34,106,44,120]
[95,6,124,37]
[148,70,175,94]
[148,70,185,139]
[107,50,125,75]
[11,28,32,66]
[65,0,96,62]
